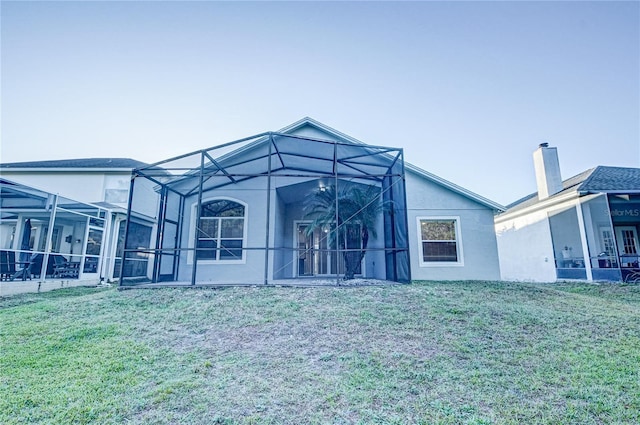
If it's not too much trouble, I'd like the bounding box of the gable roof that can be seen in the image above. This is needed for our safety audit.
[0,158,149,170]
[279,117,505,212]
[505,166,640,213]
[139,117,505,211]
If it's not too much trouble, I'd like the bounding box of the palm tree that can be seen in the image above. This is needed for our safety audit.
[303,184,387,280]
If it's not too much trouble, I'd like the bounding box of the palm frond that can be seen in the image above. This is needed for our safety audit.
[303,183,391,279]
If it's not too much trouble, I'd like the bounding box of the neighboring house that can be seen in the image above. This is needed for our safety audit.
[495,144,640,282]
[0,158,158,282]
[121,117,504,286]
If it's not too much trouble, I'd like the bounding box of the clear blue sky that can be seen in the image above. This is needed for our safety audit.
[1,1,638,205]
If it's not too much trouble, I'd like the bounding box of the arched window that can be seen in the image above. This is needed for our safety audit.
[197,199,245,261]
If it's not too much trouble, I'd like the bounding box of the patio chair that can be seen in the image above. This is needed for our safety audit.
[623,268,640,284]
[23,253,57,279]
[0,250,16,281]
[52,255,76,278]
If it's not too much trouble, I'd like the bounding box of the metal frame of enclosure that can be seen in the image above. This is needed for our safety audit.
[120,132,410,287]
[0,178,109,283]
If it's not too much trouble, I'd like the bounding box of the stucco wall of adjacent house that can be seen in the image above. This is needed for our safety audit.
[1,169,159,220]
[1,169,158,218]
[128,177,161,219]
[1,172,106,202]
[405,171,501,281]
[495,199,583,282]
[494,210,557,282]
[0,171,130,206]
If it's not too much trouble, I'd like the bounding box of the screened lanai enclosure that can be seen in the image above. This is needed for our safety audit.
[120,132,410,287]
[0,179,108,283]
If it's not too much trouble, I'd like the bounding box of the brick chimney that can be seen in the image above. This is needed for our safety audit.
[533,143,563,200]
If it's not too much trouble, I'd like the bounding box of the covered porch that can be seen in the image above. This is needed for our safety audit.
[549,193,640,282]
[0,179,109,286]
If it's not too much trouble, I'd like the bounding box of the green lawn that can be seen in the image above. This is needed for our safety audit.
[1,281,639,424]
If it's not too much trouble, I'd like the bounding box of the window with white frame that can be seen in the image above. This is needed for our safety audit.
[197,199,245,261]
[418,217,463,265]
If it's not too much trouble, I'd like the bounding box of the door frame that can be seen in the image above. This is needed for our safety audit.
[294,220,342,277]
[294,221,327,277]
[293,220,365,278]
[615,225,640,267]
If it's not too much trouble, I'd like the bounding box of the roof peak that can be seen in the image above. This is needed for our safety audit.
[278,117,504,211]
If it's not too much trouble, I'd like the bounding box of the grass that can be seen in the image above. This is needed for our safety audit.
[1,281,639,424]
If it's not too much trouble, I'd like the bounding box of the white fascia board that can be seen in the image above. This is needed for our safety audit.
[278,117,368,146]
[494,190,580,224]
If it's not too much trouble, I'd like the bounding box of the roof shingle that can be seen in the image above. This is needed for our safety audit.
[0,158,149,169]
[505,166,640,213]
[579,166,640,192]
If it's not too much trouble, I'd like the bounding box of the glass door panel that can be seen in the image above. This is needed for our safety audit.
[297,223,344,277]
[616,226,639,267]
[297,224,314,276]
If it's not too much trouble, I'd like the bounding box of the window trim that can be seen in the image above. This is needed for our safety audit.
[417,216,464,267]
[188,197,248,265]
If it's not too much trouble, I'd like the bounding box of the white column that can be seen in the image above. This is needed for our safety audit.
[575,201,592,281]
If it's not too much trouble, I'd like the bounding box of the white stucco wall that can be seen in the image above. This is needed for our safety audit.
[494,195,589,282]
[129,177,160,219]
[495,210,557,282]
[0,170,132,205]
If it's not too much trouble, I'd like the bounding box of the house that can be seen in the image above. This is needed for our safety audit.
[0,158,158,282]
[495,144,640,282]
[120,117,504,286]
